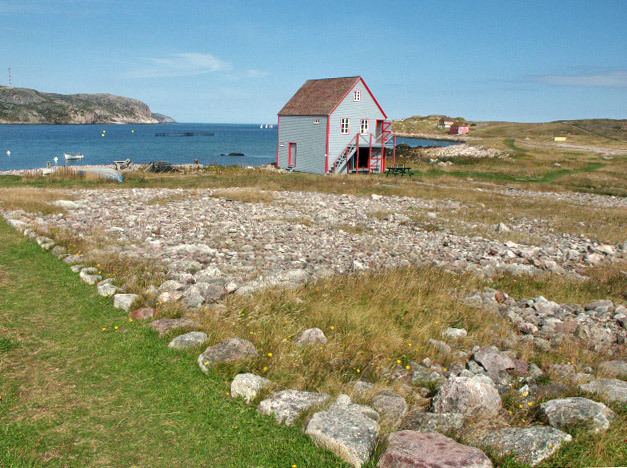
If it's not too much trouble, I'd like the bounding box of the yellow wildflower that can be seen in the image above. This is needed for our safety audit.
[396,359,402,365]
[356,368,360,374]
[405,365,411,370]
[263,366,269,372]
[528,401,534,407]
[267,352,273,358]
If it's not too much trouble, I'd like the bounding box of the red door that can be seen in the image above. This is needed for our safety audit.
[288,142,297,167]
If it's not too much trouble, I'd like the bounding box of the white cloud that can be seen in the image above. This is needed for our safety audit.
[244,69,269,78]
[127,52,232,79]
[536,70,627,88]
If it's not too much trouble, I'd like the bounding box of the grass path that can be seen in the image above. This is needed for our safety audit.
[0,220,344,467]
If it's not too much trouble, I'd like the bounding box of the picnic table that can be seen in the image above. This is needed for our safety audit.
[385,166,413,176]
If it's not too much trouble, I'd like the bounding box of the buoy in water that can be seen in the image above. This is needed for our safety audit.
[5,150,10,156]
[131,129,135,134]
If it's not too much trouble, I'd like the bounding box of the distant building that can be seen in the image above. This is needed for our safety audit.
[554,136,567,142]
[276,76,396,174]
[438,118,454,129]
[449,122,470,135]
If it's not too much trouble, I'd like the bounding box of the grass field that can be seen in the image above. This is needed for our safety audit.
[0,220,345,467]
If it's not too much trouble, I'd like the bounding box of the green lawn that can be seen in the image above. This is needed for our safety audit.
[0,220,344,467]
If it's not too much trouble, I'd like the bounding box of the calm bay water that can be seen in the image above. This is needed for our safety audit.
[0,123,455,171]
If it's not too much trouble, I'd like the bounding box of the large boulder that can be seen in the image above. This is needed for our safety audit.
[378,431,492,468]
[150,317,198,336]
[258,389,329,426]
[168,331,208,350]
[305,395,379,467]
[478,426,572,466]
[231,373,271,403]
[433,375,502,418]
[398,411,464,433]
[539,397,615,433]
[579,378,627,404]
[198,338,258,373]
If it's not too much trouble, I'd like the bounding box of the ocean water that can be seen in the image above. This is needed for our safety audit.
[0,123,455,171]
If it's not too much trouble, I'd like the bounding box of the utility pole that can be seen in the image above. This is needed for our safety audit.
[7,66,13,87]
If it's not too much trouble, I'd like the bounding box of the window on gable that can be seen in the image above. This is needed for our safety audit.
[353,90,361,101]
[360,119,369,134]
[340,118,350,134]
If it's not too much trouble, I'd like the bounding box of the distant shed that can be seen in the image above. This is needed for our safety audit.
[449,122,470,135]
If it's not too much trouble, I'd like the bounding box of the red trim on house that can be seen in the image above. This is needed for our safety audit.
[359,77,388,119]
[275,115,281,168]
[325,117,330,173]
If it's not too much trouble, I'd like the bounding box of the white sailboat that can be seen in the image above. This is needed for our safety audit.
[64,152,85,161]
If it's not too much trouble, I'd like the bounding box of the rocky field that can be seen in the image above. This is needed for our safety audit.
[2,184,626,467]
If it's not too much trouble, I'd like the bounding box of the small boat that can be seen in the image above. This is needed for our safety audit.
[64,152,85,160]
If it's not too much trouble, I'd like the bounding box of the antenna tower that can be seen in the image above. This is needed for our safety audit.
[8,67,13,87]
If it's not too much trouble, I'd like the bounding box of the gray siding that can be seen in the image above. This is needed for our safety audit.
[328,80,386,169]
[277,115,328,174]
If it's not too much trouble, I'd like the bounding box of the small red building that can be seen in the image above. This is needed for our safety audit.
[449,122,470,135]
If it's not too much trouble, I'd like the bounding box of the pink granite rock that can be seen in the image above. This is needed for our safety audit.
[378,431,492,468]
[130,307,155,321]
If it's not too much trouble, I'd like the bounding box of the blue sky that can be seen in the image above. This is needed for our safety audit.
[1,0,626,123]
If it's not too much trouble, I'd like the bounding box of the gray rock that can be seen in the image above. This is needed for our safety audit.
[443,327,468,340]
[80,269,102,285]
[150,317,198,336]
[496,222,510,233]
[398,411,464,433]
[198,338,258,373]
[306,395,379,467]
[540,397,615,433]
[598,360,627,379]
[168,331,208,350]
[52,199,80,209]
[113,293,139,312]
[433,375,502,418]
[182,286,205,308]
[258,389,330,426]
[472,346,515,382]
[478,426,572,466]
[231,373,271,403]
[159,280,185,292]
[580,378,627,404]
[371,391,407,426]
[296,327,328,345]
[378,431,492,468]
[97,282,118,297]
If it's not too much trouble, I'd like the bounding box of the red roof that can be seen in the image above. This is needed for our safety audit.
[278,76,386,117]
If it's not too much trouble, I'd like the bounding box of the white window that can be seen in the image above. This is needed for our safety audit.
[313,119,320,125]
[360,119,369,134]
[353,90,361,101]
[340,118,350,134]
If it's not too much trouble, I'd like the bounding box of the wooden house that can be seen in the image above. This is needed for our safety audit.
[276,76,396,174]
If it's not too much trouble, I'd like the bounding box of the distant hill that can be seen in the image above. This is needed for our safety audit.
[394,115,627,142]
[392,115,467,136]
[471,119,627,142]
[0,86,174,124]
